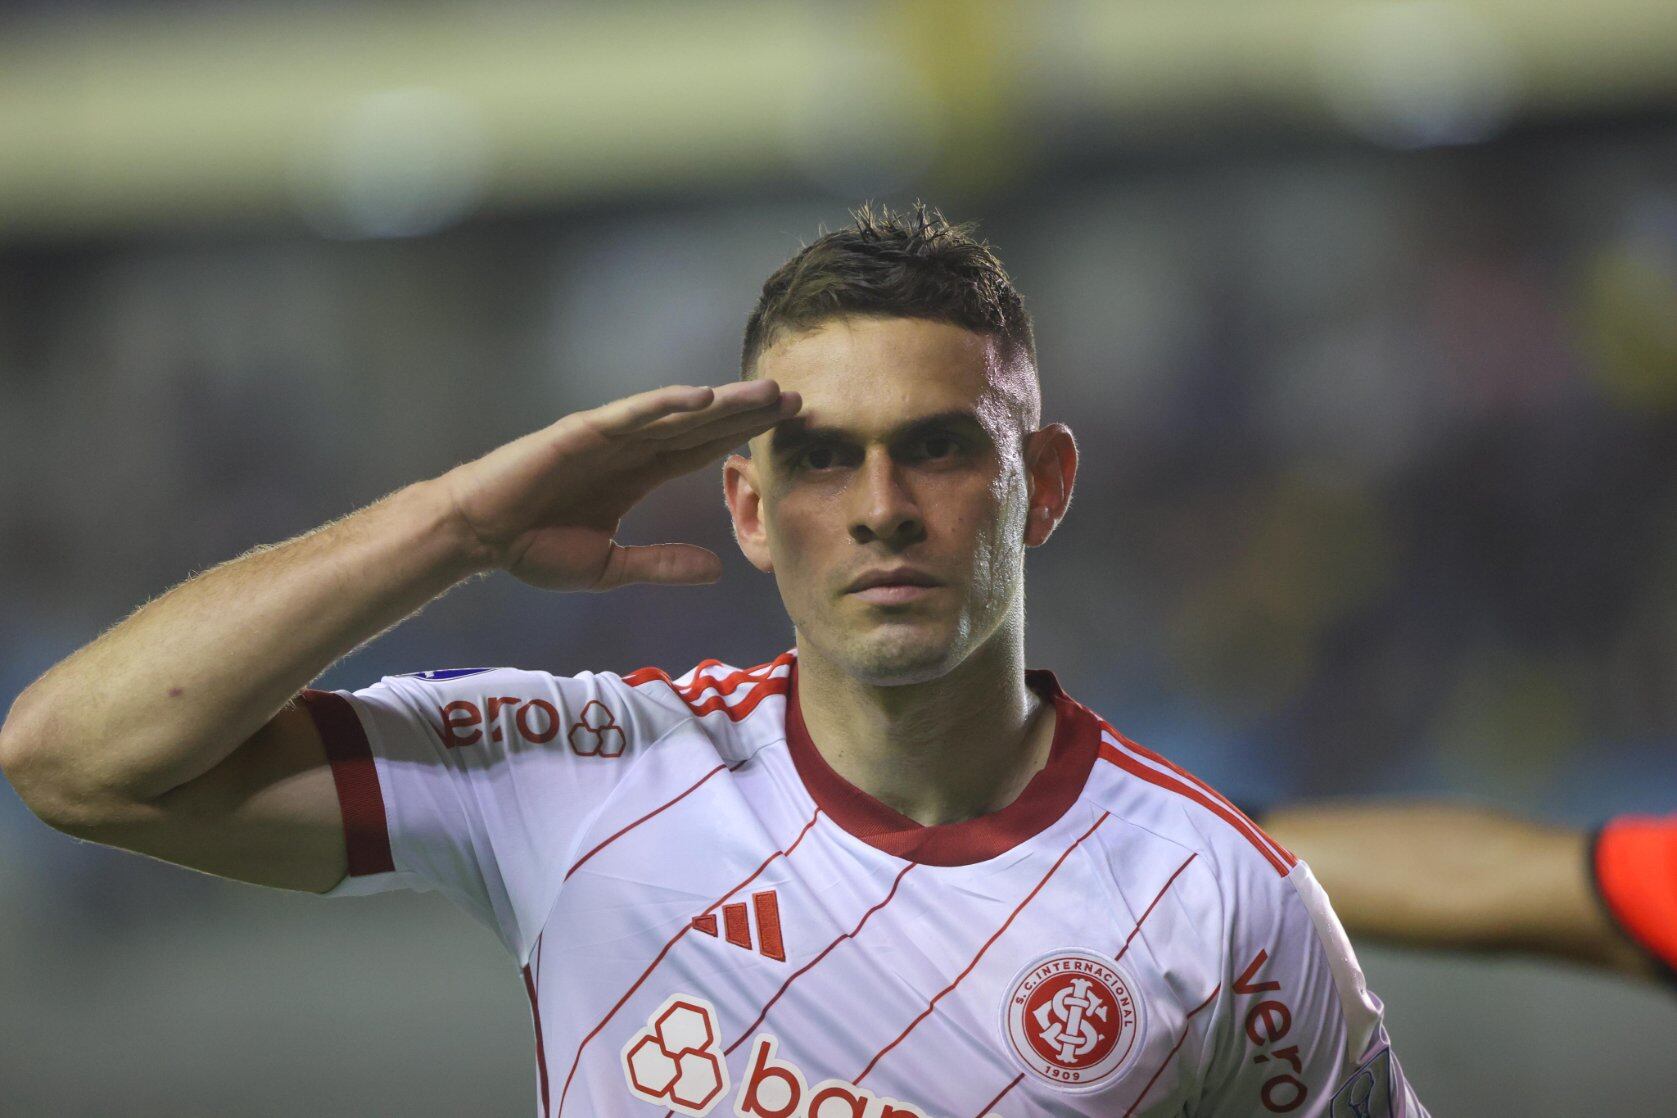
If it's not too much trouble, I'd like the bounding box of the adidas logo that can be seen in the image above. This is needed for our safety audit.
[692,890,784,961]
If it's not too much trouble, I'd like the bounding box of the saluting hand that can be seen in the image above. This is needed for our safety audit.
[438,380,800,591]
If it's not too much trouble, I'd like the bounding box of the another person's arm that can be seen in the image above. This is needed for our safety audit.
[1261,800,1669,980]
[0,381,798,894]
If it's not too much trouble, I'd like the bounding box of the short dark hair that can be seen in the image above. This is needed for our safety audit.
[740,200,1036,378]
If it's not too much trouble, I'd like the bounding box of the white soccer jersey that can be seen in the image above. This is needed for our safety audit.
[301,652,1428,1118]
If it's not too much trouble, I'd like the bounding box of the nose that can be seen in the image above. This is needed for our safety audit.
[848,448,925,548]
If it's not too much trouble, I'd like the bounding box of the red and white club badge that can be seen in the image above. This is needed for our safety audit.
[1001,949,1147,1091]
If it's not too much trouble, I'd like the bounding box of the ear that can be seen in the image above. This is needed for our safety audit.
[723,452,775,573]
[1022,423,1078,547]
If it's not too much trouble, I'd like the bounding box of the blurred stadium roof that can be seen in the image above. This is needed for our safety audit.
[1,0,1675,240]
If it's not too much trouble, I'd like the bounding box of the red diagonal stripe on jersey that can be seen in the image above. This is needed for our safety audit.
[853,812,1110,1086]
[554,807,823,1118]
[1098,741,1289,876]
[1122,982,1221,1118]
[753,890,785,962]
[1113,853,1198,965]
[522,959,551,1117]
[563,760,738,883]
[727,862,919,1056]
[1103,725,1296,869]
[971,1072,1024,1117]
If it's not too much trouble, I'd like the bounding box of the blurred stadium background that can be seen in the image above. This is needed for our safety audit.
[4,0,1677,1113]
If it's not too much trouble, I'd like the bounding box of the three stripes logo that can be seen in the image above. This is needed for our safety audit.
[692,890,785,962]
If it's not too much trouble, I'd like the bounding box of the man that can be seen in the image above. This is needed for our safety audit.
[2,202,1428,1115]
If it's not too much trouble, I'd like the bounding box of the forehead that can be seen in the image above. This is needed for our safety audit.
[753,316,1031,437]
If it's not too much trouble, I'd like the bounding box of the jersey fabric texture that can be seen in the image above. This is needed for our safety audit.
[300,653,1428,1118]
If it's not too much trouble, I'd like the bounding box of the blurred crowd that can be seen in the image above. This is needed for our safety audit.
[7,119,1675,833]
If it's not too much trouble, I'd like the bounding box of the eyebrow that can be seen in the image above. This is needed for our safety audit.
[767,409,992,458]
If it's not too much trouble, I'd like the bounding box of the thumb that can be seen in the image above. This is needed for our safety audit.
[595,542,724,590]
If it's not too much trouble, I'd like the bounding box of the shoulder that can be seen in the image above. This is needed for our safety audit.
[343,652,793,760]
[1081,719,1297,892]
[617,650,795,726]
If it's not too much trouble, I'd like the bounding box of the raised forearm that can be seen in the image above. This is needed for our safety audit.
[0,479,488,808]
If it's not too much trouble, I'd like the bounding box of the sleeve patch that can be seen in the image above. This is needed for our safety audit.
[402,667,495,681]
[1330,1046,1394,1118]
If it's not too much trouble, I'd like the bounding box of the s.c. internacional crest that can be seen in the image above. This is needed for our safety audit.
[1001,949,1148,1090]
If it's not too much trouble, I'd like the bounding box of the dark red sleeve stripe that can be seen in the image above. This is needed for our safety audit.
[298,689,394,878]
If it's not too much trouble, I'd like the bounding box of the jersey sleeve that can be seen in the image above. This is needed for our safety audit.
[297,666,681,964]
[1193,859,1430,1117]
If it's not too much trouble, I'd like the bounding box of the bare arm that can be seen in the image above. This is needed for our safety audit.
[0,380,799,893]
[1263,800,1656,979]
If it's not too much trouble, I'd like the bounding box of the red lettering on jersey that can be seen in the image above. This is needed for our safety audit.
[1261,1075,1307,1112]
[808,1085,867,1116]
[1234,949,1281,995]
[739,1036,806,1117]
[1235,948,1308,1113]
[440,700,482,748]
[434,696,598,751]
[1244,1000,1292,1045]
[517,698,561,744]
[485,696,520,742]
[728,1033,937,1118]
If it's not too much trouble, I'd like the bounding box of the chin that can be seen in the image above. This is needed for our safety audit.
[835,627,964,687]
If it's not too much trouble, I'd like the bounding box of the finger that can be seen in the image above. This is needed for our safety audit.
[657,392,801,451]
[658,413,791,475]
[639,379,788,441]
[588,385,716,436]
[594,542,723,590]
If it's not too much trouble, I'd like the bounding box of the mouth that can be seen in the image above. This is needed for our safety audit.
[844,568,942,605]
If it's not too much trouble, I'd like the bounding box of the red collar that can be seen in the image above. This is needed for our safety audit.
[783,660,1102,866]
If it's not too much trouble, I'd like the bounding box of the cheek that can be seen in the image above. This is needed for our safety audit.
[764,498,831,584]
[971,471,1029,587]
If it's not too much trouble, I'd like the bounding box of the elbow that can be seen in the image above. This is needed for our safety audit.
[0,703,55,826]
[0,692,103,835]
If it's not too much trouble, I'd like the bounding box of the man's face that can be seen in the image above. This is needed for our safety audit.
[725,315,1050,686]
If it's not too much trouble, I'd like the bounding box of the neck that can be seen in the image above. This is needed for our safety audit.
[792,627,1055,827]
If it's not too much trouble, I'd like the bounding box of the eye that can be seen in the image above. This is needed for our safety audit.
[911,434,961,461]
[799,446,838,471]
